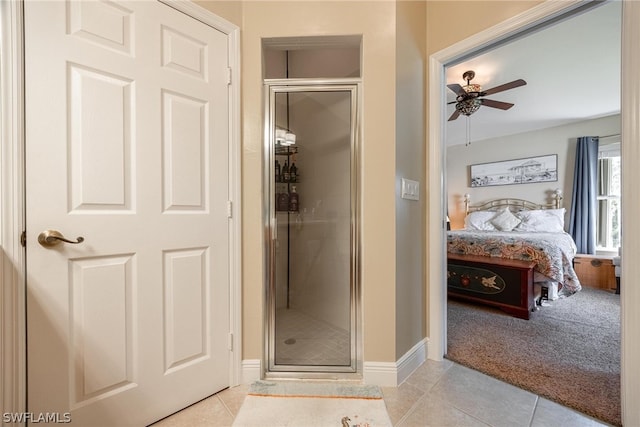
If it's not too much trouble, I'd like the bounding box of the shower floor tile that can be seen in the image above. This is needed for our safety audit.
[275,308,351,366]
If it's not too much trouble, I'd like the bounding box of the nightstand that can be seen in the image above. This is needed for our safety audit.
[573,254,617,291]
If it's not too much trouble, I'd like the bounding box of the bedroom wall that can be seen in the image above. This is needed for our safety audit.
[446,114,621,230]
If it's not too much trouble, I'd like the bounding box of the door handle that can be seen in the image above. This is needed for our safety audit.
[37,229,85,248]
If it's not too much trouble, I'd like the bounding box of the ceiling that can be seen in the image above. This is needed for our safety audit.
[445,1,622,146]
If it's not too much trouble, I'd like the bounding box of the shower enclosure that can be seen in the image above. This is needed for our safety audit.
[263,80,360,376]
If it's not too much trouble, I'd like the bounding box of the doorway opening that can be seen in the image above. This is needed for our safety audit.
[431,0,622,422]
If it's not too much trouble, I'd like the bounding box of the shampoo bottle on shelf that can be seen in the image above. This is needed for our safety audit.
[275,160,281,183]
[277,191,289,212]
[289,186,299,212]
[290,163,297,183]
[282,161,290,183]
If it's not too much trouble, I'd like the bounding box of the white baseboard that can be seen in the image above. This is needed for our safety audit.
[363,361,397,387]
[397,338,427,384]
[363,338,427,387]
[241,359,261,384]
[244,339,427,387]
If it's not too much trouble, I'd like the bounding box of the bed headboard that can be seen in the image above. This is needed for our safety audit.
[463,189,563,215]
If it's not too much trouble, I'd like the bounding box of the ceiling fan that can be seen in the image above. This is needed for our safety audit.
[447,70,527,121]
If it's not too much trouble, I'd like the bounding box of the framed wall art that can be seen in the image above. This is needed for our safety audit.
[470,154,558,188]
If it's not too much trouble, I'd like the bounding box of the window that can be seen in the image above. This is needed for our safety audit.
[596,141,621,252]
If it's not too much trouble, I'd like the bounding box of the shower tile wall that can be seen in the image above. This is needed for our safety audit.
[288,90,351,323]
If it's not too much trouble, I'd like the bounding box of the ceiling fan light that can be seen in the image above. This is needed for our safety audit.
[464,83,482,93]
[456,99,481,116]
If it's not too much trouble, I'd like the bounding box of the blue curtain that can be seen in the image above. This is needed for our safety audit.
[569,136,599,254]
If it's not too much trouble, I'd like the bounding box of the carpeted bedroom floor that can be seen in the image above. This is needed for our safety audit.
[447,287,621,426]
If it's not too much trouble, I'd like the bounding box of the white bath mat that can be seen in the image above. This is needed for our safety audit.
[232,381,392,427]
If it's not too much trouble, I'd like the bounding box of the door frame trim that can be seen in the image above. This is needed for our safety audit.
[428,0,636,424]
[0,1,242,419]
[0,0,27,419]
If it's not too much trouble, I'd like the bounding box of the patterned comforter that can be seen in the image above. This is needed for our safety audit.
[447,230,582,295]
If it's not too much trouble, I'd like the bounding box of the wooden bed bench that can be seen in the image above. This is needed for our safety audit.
[447,253,536,319]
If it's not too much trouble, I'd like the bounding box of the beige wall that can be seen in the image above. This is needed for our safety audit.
[426,1,543,54]
[195,1,242,27]
[193,0,550,368]
[395,1,426,358]
[447,114,621,229]
[241,1,398,364]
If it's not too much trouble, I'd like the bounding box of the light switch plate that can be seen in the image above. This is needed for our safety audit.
[401,178,419,201]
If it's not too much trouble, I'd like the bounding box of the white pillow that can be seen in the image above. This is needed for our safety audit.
[464,211,497,231]
[490,208,521,231]
[515,208,565,232]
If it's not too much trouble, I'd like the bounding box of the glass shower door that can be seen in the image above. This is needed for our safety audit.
[264,81,360,375]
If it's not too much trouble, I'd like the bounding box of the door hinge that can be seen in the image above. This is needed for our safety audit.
[20,231,26,248]
[228,333,233,351]
[227,200,233,218]
[227,67,232,85]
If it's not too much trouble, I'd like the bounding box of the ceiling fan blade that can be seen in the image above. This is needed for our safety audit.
[482,79,526,96]
[481,99,514,110]
[447,83,466,97]
[448,109,461,121]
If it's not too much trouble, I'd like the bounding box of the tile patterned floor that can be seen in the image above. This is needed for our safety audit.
[154,359,611,426]
[274,308,350,366]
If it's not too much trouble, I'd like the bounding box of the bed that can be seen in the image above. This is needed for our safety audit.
[447,190,582,317]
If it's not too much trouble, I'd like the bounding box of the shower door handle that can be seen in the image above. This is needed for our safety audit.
[272,217,277,241]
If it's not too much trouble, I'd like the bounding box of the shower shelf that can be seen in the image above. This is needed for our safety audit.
[275,145,298,155]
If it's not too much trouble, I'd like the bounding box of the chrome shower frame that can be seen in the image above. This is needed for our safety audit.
[262,78,362,379]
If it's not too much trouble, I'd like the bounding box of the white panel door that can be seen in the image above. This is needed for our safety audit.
[24,1,231,425]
